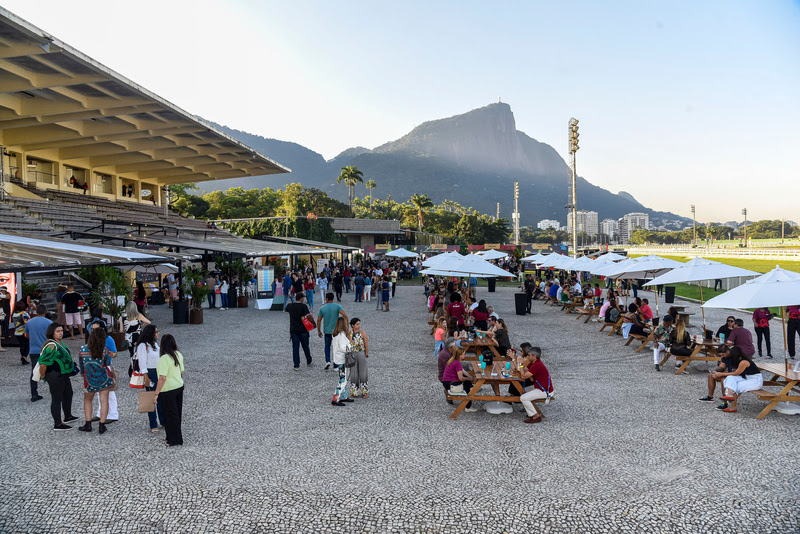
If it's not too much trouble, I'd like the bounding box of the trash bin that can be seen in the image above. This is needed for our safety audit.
[227,289,238,308]
[172,299,189,324]
[488,277,497,292]
[514,293,527,316]
[664,286,676,304]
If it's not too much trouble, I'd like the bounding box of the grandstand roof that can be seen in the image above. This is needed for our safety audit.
[0,7,289,186]
[0,231,197,273]
[72,231,340,257]
[258,235,360,252]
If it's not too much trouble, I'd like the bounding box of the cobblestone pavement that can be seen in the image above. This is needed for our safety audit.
[1,285,798,533]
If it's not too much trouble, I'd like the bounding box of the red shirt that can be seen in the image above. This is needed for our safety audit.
[447,302,466,325]
[594,288,602,297]
[640,305,653,321]
[527,359,553,393]
[788,305,800,320]
[753,308,771,328]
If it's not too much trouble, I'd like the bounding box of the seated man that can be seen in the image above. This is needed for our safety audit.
[698,344,733,410]
[716,316,735,340]
[508,344,553,424]
[640,298,654,324]
[652,315,674,371]
[548,280,559,300]
[727,318,755,357]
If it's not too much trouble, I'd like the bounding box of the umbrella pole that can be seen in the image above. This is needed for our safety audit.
[782,307,788,374]
[699,282,707,334]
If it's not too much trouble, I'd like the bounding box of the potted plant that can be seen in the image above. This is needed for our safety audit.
[90,266,131,346]
[232,258,253,308]
[183,266,210,324]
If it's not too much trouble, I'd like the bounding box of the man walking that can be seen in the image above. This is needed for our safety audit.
[24,304,50,402]
[354,272,365,303]
[285,292,313,371]
[317,293,348,370]
[60,284,83,340]
[206,273,218,309]
[282,271,294,311]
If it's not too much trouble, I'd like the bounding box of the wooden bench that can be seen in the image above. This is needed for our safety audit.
[600,317,624,335]
[576,307,599,323]
[542,296,557,306]
[625,329,653,351]
[445,392,553,419]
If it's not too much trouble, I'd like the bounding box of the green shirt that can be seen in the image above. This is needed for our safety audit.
[318,302,343,334]
[38,340,74,375]
[156,351,184,392]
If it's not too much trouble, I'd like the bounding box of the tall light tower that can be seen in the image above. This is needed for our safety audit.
[513,182,520,245]
[691,204,696,247]
[742,208,748,247]
[567,118,580,258]
[496,202,500,221]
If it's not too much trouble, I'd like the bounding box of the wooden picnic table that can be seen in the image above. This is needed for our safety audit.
[752,362,800,420]
[446,366,552,420]
[626,326,654,352]
[563,297,586,314]
[659,336,724,375]
[461,339,504,360]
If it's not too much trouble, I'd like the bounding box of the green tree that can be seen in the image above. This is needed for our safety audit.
[365,179,377,206]
[455,214,484,244]
[336,166,364,213]
[173,195,210,218]
[408,193,434,231]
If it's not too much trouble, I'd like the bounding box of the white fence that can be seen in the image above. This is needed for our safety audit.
[623,246,800,262]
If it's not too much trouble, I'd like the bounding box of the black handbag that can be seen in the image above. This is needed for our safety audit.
[344,351,356,368]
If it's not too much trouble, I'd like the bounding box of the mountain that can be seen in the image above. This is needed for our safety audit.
[202,104,690,228]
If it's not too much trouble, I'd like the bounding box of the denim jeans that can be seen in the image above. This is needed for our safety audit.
[324,334,333,363]
[207,293,216,308]
[145,368,164,429]
[291,332,312,368]
[29,354,40,399]
[220,293,228,308]
[306,290,314,310]
[355,285,364,302]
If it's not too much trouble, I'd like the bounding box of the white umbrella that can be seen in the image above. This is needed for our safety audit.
[521,253,548,263]
[421,254,513,278]
[644,257,759,287]
[643,257,760,331]
[422,251,459,268]
[385,248,418,258]
[538,253,570,269]
[593,256,642,277]
[478,249,508,260]
[704,267,800,366]
[603,255,681,280]
[569,256,597,271]
[597,252,627,262]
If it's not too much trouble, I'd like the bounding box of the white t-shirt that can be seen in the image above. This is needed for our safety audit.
[136,342,161,373]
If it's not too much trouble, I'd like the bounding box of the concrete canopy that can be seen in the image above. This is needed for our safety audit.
[0,7,289,190]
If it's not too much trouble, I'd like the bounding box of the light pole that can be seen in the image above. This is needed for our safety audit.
[742,208,748,247]
[691,204,696,247]
[567,118,579,258]
[513,182,520,245]
[782,218,785,245]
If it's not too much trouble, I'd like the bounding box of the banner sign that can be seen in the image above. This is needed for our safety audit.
[256,266,274,299]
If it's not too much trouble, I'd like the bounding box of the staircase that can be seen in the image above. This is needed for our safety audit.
[22,272,92,312]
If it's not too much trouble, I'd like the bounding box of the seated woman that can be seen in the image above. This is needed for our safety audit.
[603,299,621,324]
[624,303,648,337]
[477,317,511,356]
[447,317,467,346]
[669,318,692,361]
[667,306,679,325]
[716,347,764,413]
[471,300,490,331]
[441,346,477,412]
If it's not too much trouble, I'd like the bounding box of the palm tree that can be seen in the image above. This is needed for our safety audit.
[366,179,377,205]
[336,166,364,214]
[408,193,434,232]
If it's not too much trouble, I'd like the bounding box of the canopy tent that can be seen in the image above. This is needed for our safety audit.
[385,248,419,258]
[126,263,179,274]
[0,231,196,273]
[704,267,800,367]
[478,249,508,260]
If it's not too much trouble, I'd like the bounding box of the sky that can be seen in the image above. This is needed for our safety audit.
[4,0,799,223]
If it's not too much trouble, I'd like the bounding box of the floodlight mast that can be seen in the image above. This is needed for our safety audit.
[567,118,579,258]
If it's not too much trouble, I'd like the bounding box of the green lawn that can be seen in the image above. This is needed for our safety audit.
[628,254,800,274]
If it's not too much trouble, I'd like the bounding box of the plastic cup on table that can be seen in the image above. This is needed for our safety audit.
[481,362,486,371]
[505,362,511,371]
[479,354,484,363]
[719,333,725,344]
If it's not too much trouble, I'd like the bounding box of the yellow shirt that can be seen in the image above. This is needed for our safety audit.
[156,351,184,392]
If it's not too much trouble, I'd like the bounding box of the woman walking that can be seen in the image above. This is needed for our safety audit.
[331,317,354,406]
[12,300,30,365]
[153,334,185,447]
[136,324,163,433]
[219,277,229,310]
[304,274,316,311]
[348,318,370,399]
[77,328,115,434]
[37,323,78,430]
[134,281,148,315]
[121,301,150,359]
[381,276,391,312]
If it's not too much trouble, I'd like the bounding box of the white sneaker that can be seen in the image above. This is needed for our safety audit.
[324,362,332,370]
[464,407,478,413]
